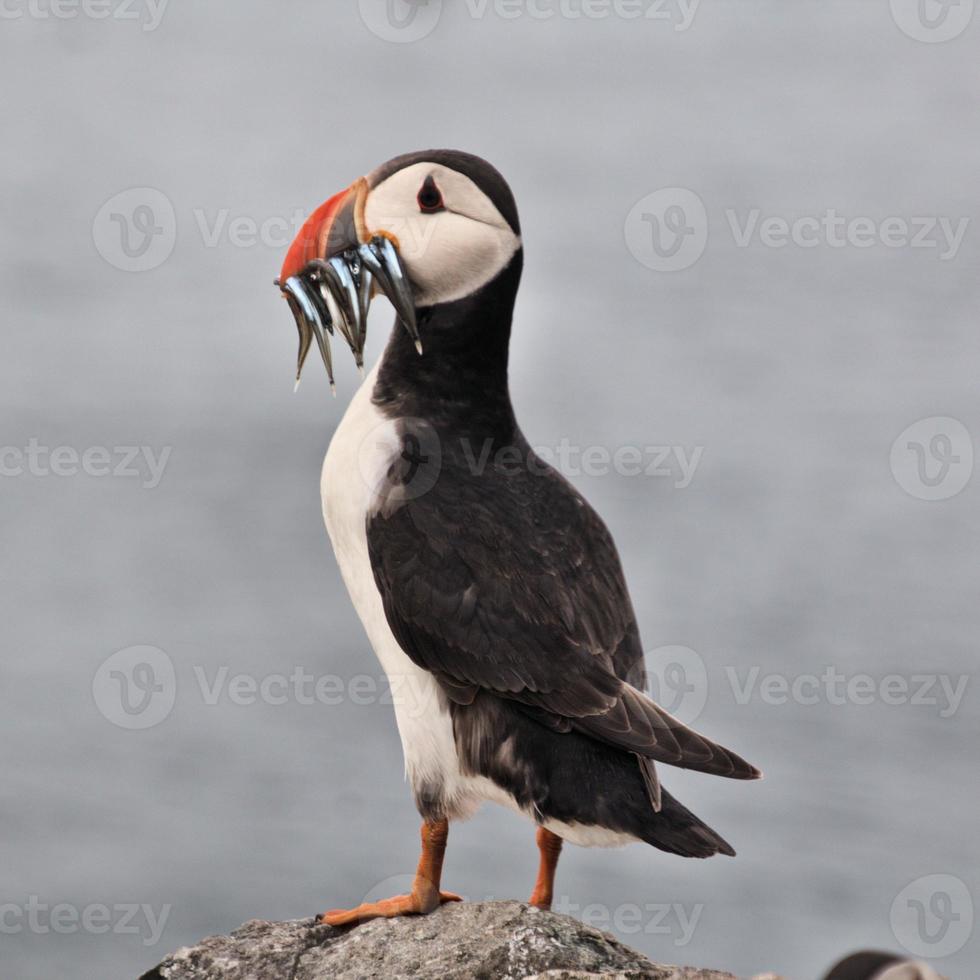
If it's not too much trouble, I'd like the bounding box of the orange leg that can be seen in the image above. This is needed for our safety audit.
[529,826,563,910]
[320,819,462,927]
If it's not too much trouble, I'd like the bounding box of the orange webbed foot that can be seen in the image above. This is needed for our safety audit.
[319,890,462,927]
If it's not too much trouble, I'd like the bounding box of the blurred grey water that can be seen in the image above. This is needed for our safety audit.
[1,3,978,978]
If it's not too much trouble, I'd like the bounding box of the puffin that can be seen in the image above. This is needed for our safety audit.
[275,150,762,926]
[821,952,942,980]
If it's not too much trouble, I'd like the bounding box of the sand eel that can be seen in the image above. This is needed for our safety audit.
[275,150,762,926]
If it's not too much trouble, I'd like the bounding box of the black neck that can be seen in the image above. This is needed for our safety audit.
[372,252,523,440]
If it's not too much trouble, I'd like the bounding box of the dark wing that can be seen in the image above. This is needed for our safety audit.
[367,425,760,780]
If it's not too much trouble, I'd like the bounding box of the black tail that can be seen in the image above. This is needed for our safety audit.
[454,694,738,858]
[642,786,735,858]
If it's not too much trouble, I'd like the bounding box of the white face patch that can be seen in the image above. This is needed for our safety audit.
[364,162,521,307]
[876,965,942,980]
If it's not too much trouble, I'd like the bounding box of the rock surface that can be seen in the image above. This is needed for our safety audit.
[141,901,765,980]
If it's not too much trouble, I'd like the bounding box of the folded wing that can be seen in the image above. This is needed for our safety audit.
[367,426,761,781]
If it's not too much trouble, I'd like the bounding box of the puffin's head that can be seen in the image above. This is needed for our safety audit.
[276,149,522,391]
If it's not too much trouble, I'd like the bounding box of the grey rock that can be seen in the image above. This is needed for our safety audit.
[141,901,753,980]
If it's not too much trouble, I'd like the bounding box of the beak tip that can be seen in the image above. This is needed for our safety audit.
[414,340,424,356]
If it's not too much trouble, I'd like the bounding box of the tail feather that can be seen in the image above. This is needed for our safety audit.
[636,754,662,812]
[644,788,737,858]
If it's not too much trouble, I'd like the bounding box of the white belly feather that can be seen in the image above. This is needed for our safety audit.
[320,365,482,819]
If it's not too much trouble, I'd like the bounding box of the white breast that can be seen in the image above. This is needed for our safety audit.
[320,365,475,816]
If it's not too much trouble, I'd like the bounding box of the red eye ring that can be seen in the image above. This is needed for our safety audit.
[417,176,444,213]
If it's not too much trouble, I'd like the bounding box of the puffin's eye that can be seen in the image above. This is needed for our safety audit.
[417,176,444,214]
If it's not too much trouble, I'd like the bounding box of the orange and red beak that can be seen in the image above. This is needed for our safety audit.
[276,177,421,393]
[279,179,369,286]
